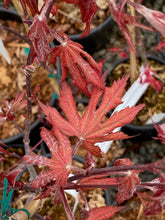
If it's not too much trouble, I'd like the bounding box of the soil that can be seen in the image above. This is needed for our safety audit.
[0,19,55,140]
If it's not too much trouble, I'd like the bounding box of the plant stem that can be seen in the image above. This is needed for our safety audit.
[68,162,165,182]
[72,139,82,157]
[23,48,37,181]
[0,25,30,44]
[127,0,138,83]
[60,188,75,220]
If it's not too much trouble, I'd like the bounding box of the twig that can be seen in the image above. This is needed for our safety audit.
[127,0,138,83]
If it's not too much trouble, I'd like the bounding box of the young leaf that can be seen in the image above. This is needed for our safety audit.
[39,75,144,157]
[132,2,165,38]
[114,158,141,204]
[151,118,165,144]
[4,0,11,9]
[24,127,72,188]
[109,0,154,55]
[137,178,165,216]
[2,90,27,121]
[139,64,162,92]
[109,0,137,54]
[49,33,104,95]
[63,0,98,37]
[28,13,52,66]
[85,205,124,220]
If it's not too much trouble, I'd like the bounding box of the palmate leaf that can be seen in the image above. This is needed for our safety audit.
[24,127,72,188]
[114,158,141,204]
[85,205,124,220]
[49,33,105,96]
[28,13,52,67]
[39,75,144,157]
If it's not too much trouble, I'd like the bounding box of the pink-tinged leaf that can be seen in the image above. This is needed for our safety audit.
[28,13,52,66]
[44,0,58,16]
[83,141,102,157]
[37,184,63,205]
[114,158,132,166]
[114,158,141,204]
[134,3,165,37]
[49,33,104,95]
[38,99,79,136]
[59,82,81,132]
[64,0,98,37]
[2,90,27,121]
[154,41,165,52]
[140,65,162,92]
[137,178,165,216]
[24,128,72,187]
[39,76,144,157]
[85,105,144,139]
[6,166,24,186]
[9,90,27,113]
[151,117,165,144]
[109,47,129,58]
[109,0,137,55]
[155,123,165,144]
[116,174,140,204]
[4,0,11,9]
[31,84,40,101]
[85,205,124,220]
[85,152,96,171]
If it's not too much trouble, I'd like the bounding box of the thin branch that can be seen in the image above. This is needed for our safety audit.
[60,188,75,220]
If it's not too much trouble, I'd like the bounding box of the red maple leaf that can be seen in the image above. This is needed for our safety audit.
[140,64,162,92]
[114,158,141,204]
[84,205,124,220]
[132,2,165,38]
[63,0,98,37]
[1,90,27,122]
[109,0,154,55]
[154,41,165,52]
[150,116,165,144]
[49,33,104,95]
[38,75,144,157]
[24,127,72,188]
[4,0,12,9]
[28,13,52,66]
[137,177,165,216]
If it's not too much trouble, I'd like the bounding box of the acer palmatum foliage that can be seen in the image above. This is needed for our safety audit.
[1,0,165,219]
[38,75,144,157]
[49,32,104,96]
[0,91,27,125]
[24,127,72,188]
